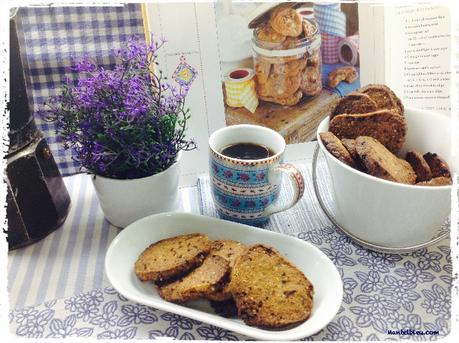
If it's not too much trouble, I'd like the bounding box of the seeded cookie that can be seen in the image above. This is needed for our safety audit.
[331,92,378,120]
[134,233,211,282]
[255,58,272,84]
[355,136,416,184]
[423,152,451,178]
[270,4,303,37]
[206,240,247,301]
[258,73,301,98]
[329,109,407,154]
[273,58,307,76]
[158,255,230,303]
[320,132,356,168]
[301,66,322,96]
[303,19,316,38]
[259,90,303,106]
[405,151,432,182]
[257,23,286,45]
[328,66,358,88]
[281,36,299,49]
[359,84,404,115]
[307,50,320,67]
[229,244,314,328]
[416,176,452,186]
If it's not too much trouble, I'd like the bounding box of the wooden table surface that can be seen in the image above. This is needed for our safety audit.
[225,89,340,144]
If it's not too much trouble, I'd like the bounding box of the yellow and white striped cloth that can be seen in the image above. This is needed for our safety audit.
[224,68,259,113]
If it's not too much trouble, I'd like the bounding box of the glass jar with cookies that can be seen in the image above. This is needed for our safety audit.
[250,3,322,106]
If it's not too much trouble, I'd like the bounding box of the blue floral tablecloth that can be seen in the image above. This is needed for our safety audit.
[8,156,454,340]
[9,287,244,340]
[9,246,452,340]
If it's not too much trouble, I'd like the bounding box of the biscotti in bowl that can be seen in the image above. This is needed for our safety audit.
[316,87,455,248]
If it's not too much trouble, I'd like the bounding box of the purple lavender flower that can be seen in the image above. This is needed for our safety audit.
[44,36,196,179]
[72,58,96,73]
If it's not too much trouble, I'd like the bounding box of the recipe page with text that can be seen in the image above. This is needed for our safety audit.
[386,5,451,115]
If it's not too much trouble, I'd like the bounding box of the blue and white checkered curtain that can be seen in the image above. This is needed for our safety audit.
[15,5,145,176]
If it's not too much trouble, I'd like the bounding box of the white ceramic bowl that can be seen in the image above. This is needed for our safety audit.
[317,107,456,248]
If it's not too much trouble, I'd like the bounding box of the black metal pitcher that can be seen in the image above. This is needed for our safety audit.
[6,11,71,250]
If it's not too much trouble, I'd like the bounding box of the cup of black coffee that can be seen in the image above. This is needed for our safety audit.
[220,142,274,160]
[209,124,305,226]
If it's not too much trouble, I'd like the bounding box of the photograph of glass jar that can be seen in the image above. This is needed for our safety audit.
[252,6,322,106]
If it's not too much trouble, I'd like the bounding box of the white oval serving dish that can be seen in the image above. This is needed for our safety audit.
[105,212,343,340]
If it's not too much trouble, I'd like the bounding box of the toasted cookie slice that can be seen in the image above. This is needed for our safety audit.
[341,138,365,171]
[331,92,378,120]
[416,176,452,186]
[206,240,247,301]
[359,84,404,115]
[210,298,239,318]
[158,255,230,303]
[134,233,211,282]
[210,240,247,270]
[355,136,416,184]
[329,109,407,154]
[320,132,356,168]
[423,152,451,178]
[341,138,358,161]
[229,244,314,328]
[405,151,432,182]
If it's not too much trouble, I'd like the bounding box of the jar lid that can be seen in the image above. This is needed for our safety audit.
[247,2,302,29]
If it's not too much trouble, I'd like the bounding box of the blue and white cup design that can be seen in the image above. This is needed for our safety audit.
[209,125,305,226]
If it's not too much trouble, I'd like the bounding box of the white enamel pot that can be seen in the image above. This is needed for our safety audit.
[92,152,181,228]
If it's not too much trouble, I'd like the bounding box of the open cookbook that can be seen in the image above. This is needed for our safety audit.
[144,1,452,186]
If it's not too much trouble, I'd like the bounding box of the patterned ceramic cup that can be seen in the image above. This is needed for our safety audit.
[209,124,305,226]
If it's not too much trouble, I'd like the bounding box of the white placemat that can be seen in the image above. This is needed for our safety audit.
[7,174,200,309]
